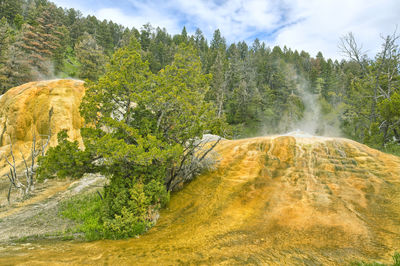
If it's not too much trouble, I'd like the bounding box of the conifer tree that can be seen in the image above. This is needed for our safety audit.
[74,33,107,81]
[0,17,11,93]
[0,0,23,24]
[14,6,64,79]
[209,50,227,118]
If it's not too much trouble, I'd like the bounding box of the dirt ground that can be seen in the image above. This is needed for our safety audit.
[0,173,106,243]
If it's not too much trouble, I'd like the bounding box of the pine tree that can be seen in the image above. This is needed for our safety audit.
[17,23,51,77]
[0,18,31,90]
[147,27,174,73]
[193,28,208,71]
[2,43,31,89]
[74,33,107,81]
[0,17,11,93]
[208,50,227,117]
[14,6,64,79]
[37,4,66,71]
[97,20,114,54]
[0,0,23,24]
[207,29,226,72]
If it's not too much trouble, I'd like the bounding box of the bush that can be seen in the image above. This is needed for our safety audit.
[59,171,169,240]
[37,130,94,181]
[393,252,400,266]
[41,40,224,240]
[101,169,169,239]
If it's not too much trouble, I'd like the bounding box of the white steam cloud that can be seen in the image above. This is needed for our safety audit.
[261,63,342,137]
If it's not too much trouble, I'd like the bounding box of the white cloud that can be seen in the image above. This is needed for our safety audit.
[94,7,181,34]
[51,0,400,60]
[168,0,286,41]
[271,0,400,59]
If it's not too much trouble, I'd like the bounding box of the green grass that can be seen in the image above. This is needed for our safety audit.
[59,192,104,241]
[351,252,400,266]
[12,232,67,243]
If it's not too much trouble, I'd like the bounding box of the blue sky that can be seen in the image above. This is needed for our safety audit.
[51,0,400,60]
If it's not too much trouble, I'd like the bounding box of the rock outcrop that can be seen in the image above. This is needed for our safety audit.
[0,79,85,176]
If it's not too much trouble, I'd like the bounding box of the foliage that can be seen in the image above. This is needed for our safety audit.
[0,0,397,155]
[102,178,168,239]
[74,32,107,81]
[59,193,103,241]
[394,252,400,266]
[0,17,12,93]
[381,142,400,157]
[75,38,225,238]
[36,130,94,181]
[0,0,23,26]
[340,31,400,146]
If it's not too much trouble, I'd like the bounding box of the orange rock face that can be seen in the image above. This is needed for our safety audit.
[1,134,400,264]
[0,79,85,175]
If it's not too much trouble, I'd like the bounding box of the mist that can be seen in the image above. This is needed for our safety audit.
[260,62,342,137]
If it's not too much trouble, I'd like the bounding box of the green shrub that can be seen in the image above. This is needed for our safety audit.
[37,130,95,181]
[59,175,169,240]
[101,170,169,239]
[41,40,223,240]
[393,252,400,266]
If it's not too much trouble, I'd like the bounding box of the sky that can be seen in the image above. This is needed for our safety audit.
[51,0,400,60]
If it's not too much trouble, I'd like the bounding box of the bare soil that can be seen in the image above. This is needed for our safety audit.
[0,173,105,243]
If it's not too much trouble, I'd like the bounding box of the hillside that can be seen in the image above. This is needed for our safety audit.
[1,133,400,264]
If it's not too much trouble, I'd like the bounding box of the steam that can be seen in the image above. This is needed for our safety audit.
[260,63,342,137]
[294,81,341,137]
[295,86,320,134]
[29,60,82,84]
[31,60,57,81]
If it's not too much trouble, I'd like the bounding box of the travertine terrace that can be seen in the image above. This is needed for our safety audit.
[2,132,400,264]
[0,79,84,176]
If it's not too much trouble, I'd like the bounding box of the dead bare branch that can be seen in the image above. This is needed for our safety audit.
[339,32,368,73]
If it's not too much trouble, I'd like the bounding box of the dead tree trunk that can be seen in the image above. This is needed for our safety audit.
[4,107,53,202]
[4,141,26,202]
[166,136,222,191]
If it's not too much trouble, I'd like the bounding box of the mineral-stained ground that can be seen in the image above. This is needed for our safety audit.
[1,133,400,265]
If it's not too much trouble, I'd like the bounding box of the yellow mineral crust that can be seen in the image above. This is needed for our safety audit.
[2,135,400,264]
[0,79,85,176]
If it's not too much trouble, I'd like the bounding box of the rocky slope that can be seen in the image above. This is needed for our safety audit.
[1,133,400,264]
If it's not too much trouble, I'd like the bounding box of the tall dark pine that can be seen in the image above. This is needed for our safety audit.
[0,17,11,93]
[0,0,23,24]
[0,17,30,90]
[75,33,106,81]
[16,6,64,78]
[209,50,227,117]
